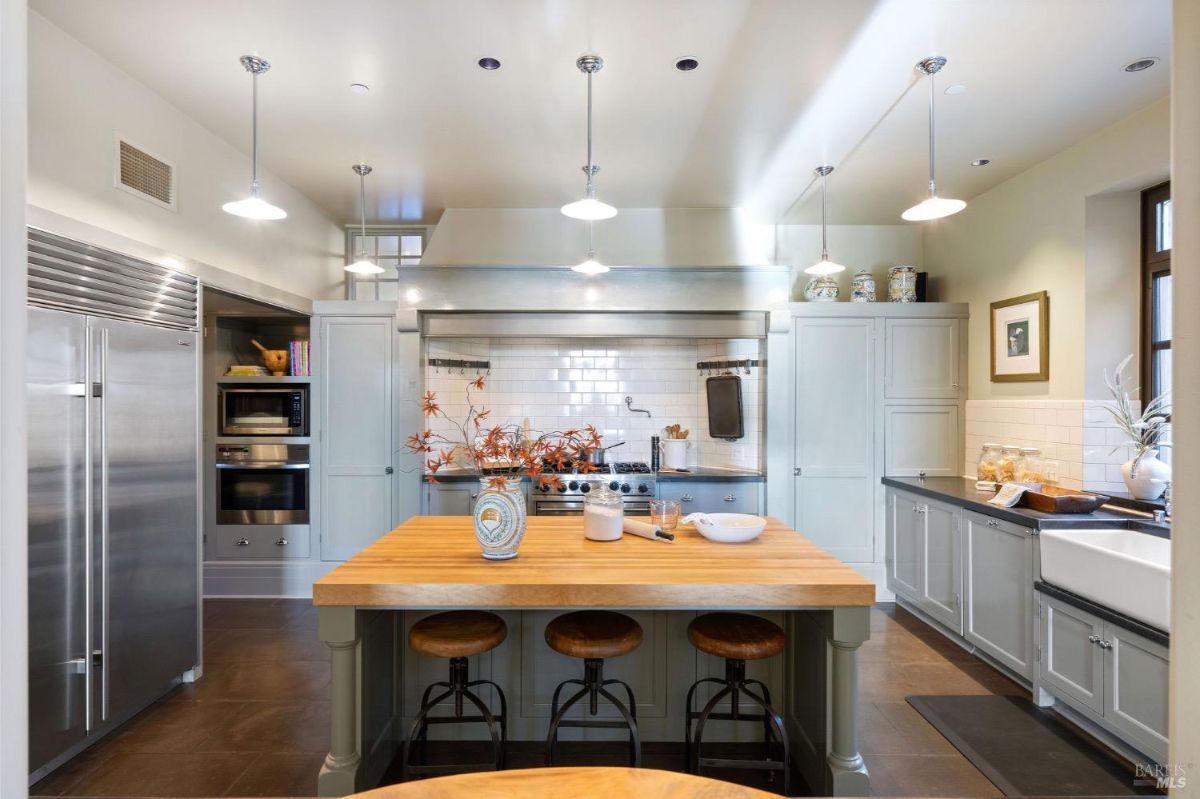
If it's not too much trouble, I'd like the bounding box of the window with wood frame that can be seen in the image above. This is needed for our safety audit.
[1142,181,1171,400]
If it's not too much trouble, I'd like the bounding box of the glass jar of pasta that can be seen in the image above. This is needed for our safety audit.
[997,446,1021,483]
[1016,447,1044,483]
[976,443,1002,483]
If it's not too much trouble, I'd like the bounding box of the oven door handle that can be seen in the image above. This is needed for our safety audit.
[215,462,310,470]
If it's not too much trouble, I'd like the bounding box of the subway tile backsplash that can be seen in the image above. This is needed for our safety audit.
[424,337,762,470]
[964,399,1144,494]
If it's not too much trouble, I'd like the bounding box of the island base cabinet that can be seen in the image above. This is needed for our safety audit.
[963,511,1034,678]
[1038,594,1168,764]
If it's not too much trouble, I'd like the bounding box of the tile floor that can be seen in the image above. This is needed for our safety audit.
[29,600,1081,797]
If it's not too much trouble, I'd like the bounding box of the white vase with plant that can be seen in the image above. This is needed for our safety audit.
[1103,355,1171,500]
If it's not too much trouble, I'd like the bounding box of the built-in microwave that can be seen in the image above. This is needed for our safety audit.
[219,386,308,436]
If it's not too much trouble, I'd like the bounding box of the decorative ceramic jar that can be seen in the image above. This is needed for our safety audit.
[1122,449,1172,500]
[887,265,917,303]
[804,275,839,302]
[850,270,876,303]
[472,475,527,559]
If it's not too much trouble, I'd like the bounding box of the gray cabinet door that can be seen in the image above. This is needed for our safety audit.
[963,511,1034,677]
[319,315,394,561]
[884,318,962,399]
[1104,625,1169,763]
[920,500,962,633]
[425,483,478,516]
[887,489,922,602]
[1041,596,1105,715]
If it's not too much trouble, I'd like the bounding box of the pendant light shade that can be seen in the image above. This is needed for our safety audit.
[224,55,287,220]
[804,166,846,276]
[571,222,610,275]
[345,164,385,275]
[902,56,965,222]
[562,55,617,221]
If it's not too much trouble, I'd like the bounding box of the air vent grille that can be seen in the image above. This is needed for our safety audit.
[27,228,198,331]
[117,140,175,208]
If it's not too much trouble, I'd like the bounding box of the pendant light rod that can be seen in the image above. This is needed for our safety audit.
[916,56,946,196]
[353,164,372,258]
[240,55,270,194]
[816,165,834,259]
[579,54,603,195]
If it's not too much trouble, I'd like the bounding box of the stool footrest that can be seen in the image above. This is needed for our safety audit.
[554,719,633,729]
[698,756,787,771]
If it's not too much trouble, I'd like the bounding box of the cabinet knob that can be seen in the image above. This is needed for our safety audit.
[275,537,288,546]
[987,519,1000,528]
[1099,639,1113,649]
[236,537,250,547]
[681,494,694,502]
[385,466,394,475]
[723,494,736,502]
[470,493,479,500]
[1088,634,1101,644]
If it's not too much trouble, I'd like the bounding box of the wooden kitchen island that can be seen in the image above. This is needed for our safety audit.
[313,517,875,797]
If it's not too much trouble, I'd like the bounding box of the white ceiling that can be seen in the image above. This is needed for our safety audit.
[31,0,1169,226]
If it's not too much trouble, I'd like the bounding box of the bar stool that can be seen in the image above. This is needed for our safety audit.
[544,610,643,767]
[401,611,508,780]
[684,612,790,794]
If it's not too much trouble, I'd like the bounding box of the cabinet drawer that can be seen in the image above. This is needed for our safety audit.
[213,527,311,559]
[660,481,759,514]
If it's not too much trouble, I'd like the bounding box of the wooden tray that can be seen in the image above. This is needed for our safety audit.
[1019,485,1109,514]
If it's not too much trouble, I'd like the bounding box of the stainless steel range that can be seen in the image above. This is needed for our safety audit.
[530,462,657,516]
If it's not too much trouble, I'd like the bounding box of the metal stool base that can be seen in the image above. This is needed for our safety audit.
[685,658,790,795]
[401,657,507,781]
[546,658,641,767]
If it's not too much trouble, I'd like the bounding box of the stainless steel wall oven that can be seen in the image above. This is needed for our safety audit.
[215,444,310,525]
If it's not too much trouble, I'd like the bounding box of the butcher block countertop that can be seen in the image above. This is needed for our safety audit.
[313,516,875,609]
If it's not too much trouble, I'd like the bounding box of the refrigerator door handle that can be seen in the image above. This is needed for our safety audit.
[83,324,94,734]
[99,327,110,722]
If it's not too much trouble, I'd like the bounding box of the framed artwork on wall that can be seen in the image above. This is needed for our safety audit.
[990,291,1049,382]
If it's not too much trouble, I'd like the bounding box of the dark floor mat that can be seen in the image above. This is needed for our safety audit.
[907,695,1162,796]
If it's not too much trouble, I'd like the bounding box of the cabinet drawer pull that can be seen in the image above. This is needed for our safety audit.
[723,494,736,502]
[236,537,250,547]
[914,506,927,514]
[681,494,694,502]
[987,519,1000,528]
[1088,634,1101,644]
[275,537,288,546]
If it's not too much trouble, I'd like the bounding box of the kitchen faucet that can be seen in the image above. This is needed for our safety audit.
[625,396,652,418]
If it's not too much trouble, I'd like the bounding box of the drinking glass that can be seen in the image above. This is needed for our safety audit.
[649,499,681,532]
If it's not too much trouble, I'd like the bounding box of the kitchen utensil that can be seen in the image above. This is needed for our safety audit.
[649,498,681,532]
[622,518,673,542]
[587,441,626,467]
[660,438,691,470]
[1019,486,1110,514]
[684,512,767,543]
[250,338,289,376]
[650,435,661,471]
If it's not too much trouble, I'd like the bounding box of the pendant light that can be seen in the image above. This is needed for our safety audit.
[345,164,385,275]
[901,56,966,222]
[572,222,609,275]
[804,165,845,275]
[561,55,617,221]
[223,55,287,220]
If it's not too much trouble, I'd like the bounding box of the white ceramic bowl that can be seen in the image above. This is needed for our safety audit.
[689,513,767,543]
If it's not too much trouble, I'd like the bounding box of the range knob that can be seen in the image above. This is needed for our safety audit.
[637,484,649,494]
[620,483,631,494]
[557,484,568,493]
[609,481,620,491]
[540,483,552,493]
[580,483,591,494]
[568,480,579,492]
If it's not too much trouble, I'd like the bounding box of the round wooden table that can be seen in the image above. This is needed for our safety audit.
[351,767,784,799]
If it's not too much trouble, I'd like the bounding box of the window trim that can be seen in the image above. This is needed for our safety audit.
[1140,181,1171,399]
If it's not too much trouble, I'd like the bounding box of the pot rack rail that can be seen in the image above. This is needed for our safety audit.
[697,359,759,375]
[428,358,491,374]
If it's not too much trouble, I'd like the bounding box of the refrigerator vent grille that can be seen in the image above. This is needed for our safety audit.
[27,228,199,330]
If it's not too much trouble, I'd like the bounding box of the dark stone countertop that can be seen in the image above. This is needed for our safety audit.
[1035,581,1169,645]
[881,476,1169,537]
[425,467,765,484]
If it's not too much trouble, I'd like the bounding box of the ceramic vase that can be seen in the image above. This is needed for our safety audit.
[850,270,876,302]
[1121,449,1171,501]
[804,275,839,302]
[888,265,917,303]
[472,475,527,560]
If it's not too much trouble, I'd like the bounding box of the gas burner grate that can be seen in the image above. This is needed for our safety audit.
[612,462,652,474]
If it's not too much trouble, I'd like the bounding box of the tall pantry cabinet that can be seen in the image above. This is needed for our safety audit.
[789,303,967,596]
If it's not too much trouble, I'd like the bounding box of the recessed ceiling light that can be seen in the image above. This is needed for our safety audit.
[970,158,991,166]
[478,57,501,70]
[944,83,967,95]
[349,83,370,94]
[675,57,700,72]
[1123,57,1159,72]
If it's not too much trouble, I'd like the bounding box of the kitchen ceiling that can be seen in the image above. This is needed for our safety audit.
[30,0,1169,226]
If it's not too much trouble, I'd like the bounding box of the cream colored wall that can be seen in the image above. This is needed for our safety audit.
[775,224,923,301]
[1170,0,1199,786]
[1083,191,1143,399]
[924,99,1169,400]
[27,13,346,300]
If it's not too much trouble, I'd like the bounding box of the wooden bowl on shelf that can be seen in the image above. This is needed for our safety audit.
[251,339,289,377]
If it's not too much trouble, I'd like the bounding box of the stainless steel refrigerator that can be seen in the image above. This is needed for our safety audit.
[27,229,200,781]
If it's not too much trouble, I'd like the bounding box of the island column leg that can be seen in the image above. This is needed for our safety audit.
[318,606,361,798]
[828,605,870,796]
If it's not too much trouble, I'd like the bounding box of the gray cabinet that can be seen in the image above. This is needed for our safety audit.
[424,482,479,516]
[884,318,962,399]
[659,480,760,515]
[963,510,1034,677]
[883,405,961,477]
[1039,595,1169,763]
[886,488,961,632]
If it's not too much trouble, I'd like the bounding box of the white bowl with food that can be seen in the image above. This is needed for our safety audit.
[684,513,767,543]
